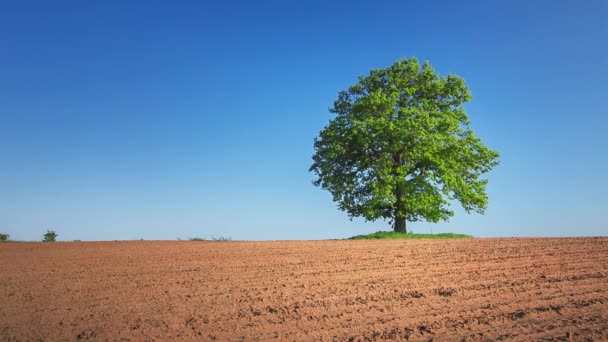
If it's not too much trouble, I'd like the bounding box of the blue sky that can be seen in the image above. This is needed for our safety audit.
[1,1,606,241]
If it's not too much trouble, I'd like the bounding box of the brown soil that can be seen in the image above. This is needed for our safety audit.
[1,238,607,341]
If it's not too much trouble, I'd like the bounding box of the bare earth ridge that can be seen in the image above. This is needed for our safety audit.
[1,238,607,340]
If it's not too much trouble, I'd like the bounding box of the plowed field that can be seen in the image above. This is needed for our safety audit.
[1,238,607,340]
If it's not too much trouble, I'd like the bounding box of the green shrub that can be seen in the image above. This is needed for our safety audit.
[189,237,205,241]
[42,230,58,242]
[0,233,9,242]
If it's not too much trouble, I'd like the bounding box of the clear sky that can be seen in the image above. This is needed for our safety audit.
[1,1,607,241]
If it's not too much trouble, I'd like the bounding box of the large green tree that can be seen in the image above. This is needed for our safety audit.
[310,57,500,233]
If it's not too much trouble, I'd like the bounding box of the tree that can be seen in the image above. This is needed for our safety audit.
[42,230,58,242]
[310,57,500,233]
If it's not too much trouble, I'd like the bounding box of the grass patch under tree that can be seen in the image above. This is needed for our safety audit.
[348,231,473,240]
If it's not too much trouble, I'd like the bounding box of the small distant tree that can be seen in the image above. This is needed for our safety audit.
[42,230,58,242]
[0,233,9,242]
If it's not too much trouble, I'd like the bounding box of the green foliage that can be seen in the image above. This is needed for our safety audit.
[348,231,473,240]
[310,57,500,231]
[42,230,58,242]
[189,237,205,241]
[0,233,9,242]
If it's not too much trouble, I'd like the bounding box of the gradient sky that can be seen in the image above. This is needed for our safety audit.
[1,1,607,241]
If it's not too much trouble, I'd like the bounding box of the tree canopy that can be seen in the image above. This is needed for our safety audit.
[310,57,500,233]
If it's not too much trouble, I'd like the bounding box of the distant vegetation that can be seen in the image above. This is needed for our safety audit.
[212,236,232,241]
[42,230,58,242]
[348,231,473,240]
[187,236,232,242]
[0,233,9,242]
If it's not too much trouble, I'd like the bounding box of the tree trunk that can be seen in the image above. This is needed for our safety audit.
[394,180,407,233]
[394,216,406,233]
[393,153,406,233]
